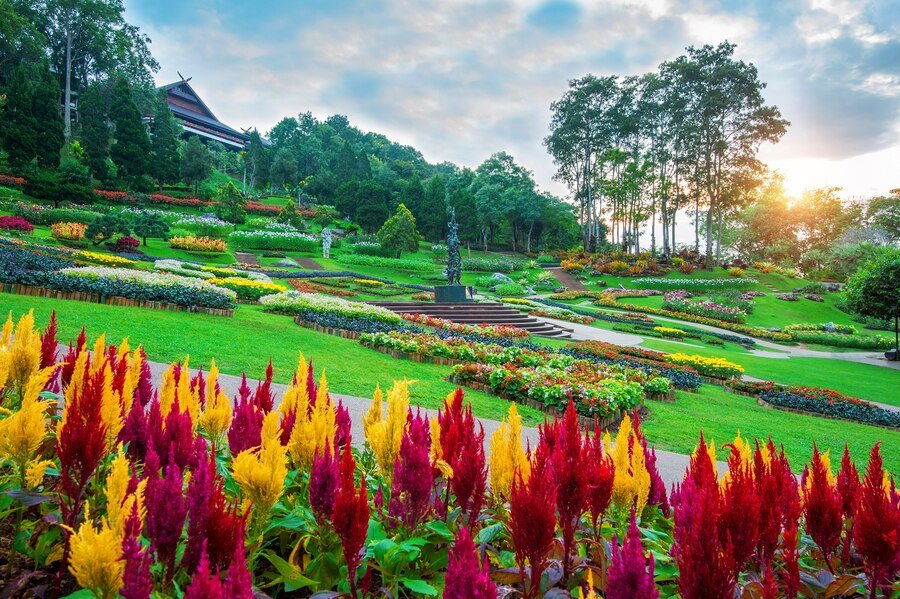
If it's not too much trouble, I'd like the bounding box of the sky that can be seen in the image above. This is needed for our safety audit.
[126,0,900,202]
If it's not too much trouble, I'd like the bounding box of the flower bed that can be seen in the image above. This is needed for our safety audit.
[758,385,900,429]
[172,215,233,238]
[400,313,531,339]
[786,330,893,350]
[528,307,596,325]
[0,245,74,285]
[72,250,136,268]
[336,253,434,272]
[149,192,211,207]
[245,201,282,215]
[208,276,286,301]
[460,256,522,273]
[169,235,228,253]
[50,222,87,241]
[260,291,404,323]
[653,326,686,339]
[0,173,26,187]
[0,215,34,233]
[661,290,748,323]
[633,277,757,291]
[665,353,744,379]
[230,230,319,252]
[3,311,896,599]
[155,259,216,279]
[450,361,644,419]
[46,266,236,310]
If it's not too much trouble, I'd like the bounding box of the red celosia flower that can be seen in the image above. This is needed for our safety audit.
[57,358,109,526]
[150,399,196,471]
[444,526,495,599]
[223,538,254,598]
[761,562,777,599]
[585,423,614,535]
[253,360,274,413]
[331,444,369,597]
[836,444,860,520]
[802,445,843,564]
[120,397,150,462]
[310,444,339,521]
[184,548,225,599]
[145,461,187,577]
[335,400,352,447]
[672,437,736,599]
[389,410,434,529]
[39,311,58,393]
[59,327,87,389]
[752,439,798,567]
[440,389,486,526]
[135,348,153,408]
[228,382,264,456]
[853,443,900,596]
[719,443,760,574]
[509,450,556,599]
[607,509,659,599]
[550,401,589,581]
[120,502,153,599]
[632,413,669,515]
[182,450,215,573]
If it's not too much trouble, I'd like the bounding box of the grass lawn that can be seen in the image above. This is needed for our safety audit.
[640,337,900,407]
[742,294,859,329]
[642,385,899,474]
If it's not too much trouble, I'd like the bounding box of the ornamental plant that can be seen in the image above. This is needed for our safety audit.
[51,221,87,241]
[0,215,34,233]
[230,230,318,252]
[168,236,227,253]
[665,353,744,379]
[260,291,404,324]
[208,277,286,301]
[0,309,897,598]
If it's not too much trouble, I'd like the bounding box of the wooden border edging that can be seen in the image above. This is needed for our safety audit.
[1,283,234,316]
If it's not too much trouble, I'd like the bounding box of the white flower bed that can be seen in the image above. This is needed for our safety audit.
[230,230,319,251]
[154,259,215,279]
[260,291,403,323]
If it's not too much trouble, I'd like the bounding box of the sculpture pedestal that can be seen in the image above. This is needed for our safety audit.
[433,285,470,303]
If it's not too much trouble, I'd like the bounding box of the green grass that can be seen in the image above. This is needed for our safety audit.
[742,294,858,329]
[0,293,545,426]
[639,337,900,407]
[642,385,899,473]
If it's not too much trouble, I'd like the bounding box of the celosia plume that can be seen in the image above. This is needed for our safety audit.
[585,422,615,534]
[607,509,659,599]
[444,526,495,599]
[364,380,410,475]
[853,443,899,596]
[309,443,339,520]
[509,450,556,599]
[549,401,589,580]
[388,410,434,529]
[489,403,529,500]
[802,445,843,564]
[331,443,370,597]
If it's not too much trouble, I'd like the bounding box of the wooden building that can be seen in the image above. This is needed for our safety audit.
[160,79,251,149]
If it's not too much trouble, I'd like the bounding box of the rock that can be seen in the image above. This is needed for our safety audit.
[823,321,836,332]
[524,286,536,295]
[491,273,514,283]
[274,258,299,267]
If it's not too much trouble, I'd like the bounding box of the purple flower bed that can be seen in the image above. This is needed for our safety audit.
[661,290,747,323]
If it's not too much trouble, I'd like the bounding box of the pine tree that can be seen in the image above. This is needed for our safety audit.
[149,90,181,185]
[0,60,63,168]
[108,77,150,182]
[419,176,447,240]
[377,203,419,257]
[77,83,110,180]
[182,136,212,193]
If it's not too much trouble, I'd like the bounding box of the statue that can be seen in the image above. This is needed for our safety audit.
[321,227,332,259]
[446,208,461,286]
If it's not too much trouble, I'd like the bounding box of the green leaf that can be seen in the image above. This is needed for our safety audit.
[372,538,397,563]
[400,578,438,595]
[425,520,454,541]
[477,522,504,544]
[263,552,318,592]
[60,590,95,599]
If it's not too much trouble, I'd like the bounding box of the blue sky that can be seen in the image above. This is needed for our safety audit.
[127,0,900,199]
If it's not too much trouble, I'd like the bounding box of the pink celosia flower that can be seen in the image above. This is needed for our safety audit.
[607,509,658,599]
[444,526,495,599]
[388,410,434,529]
[309,444,339,521]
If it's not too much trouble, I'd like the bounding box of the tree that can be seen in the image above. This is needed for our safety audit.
[353,180,390,233]
[402,172,425,215]
[377,203,419,257]
[792,187,856,254]
[132,212,168,246]
[276,201,304,229]
[866,190,899,244]
[181,136,212,193]
[149,89,181,186]
[24,0,159,141]
[77,82,110,180]
[270,147,298,190]
[419,176,447,240]
[213,181,246,224]
[108,76,150,182]
[245,129,269,191]
[0,60,64,168]
[85,212,130,246]
[844,251,900,357]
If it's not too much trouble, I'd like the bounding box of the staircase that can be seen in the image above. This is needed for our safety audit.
[370,302,574,339]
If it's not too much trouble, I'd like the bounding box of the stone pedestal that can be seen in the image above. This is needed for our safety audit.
[433,285,470,303]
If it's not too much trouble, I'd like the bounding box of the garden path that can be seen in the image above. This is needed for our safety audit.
[296,258,323,270]
[234,252,259,266]
[545,267,589,292]
[138,357,724,488]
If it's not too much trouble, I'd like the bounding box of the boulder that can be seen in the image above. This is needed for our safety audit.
[823,321,836,332]
[274,258,299,267]
[491,273,514,283]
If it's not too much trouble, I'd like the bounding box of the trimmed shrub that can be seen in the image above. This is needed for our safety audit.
[494,282,525,296]
[169,236,227,253]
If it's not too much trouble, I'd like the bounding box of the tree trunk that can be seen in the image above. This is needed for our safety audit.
[715,209,724,264]
[705,201,715,270]
[64,27,73,142]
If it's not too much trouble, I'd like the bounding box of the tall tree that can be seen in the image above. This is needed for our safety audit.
[181,135,211,193]
[22,0,158,140]
[419,175,447,240]
[108,76,149,182]
[270,147,298,190]
[353,179,390,233]
[77,82,109,180]
[245,129,269,191]
[0,59,63,168]
[148,89,180,186]
[377,203,419,257]
[402,172,425,215]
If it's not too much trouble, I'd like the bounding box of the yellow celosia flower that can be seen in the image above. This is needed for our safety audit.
[364,380,410,475]
[9,310,42,399]
[68,504,124,599]
[0,348,10,393]
[609,415,651,513]
[429,418,454,479]
[232,430,288,516]
[0,366,54,467]
[578,569,600,599]
[104,450,131,534]
[0,311,13,347]
[99,361,124,450]
[25,459,54,488]
[489,404,529,500]
[287,392,336,468]
[158,363,177,419]
[198,360,232,442]
[62,349,90,422]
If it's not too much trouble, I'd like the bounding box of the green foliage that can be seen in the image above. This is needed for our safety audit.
[494,282,525,296]
[85,212,131,246]
[377,203,419,257]
[276,201,305,229]
[149,90,181,185]
[213,181,247,224]
[77,83,110,180]
[270,147,298,190]
[844,251,900,336]
[181,136,213,192]
[0,60,64,168]
[418,175,447,240]
[246,129,270,190]
[108,77,151,182]
[132,212,169,246]
[23,169,94,206]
